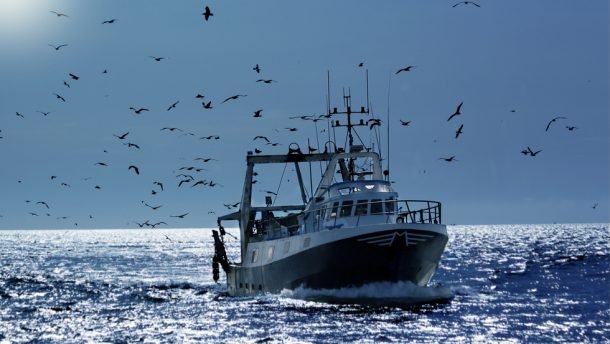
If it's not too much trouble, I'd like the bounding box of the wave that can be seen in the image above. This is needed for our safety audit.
[280,281,454,307]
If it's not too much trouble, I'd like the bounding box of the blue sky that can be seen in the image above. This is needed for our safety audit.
[0,0,608,229]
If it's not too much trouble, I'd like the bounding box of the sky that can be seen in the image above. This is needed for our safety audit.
[0,0,608,229]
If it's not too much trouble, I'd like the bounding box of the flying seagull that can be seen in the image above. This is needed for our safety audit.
[128,165,140,175]
[129,107,149,114]
[50,11,69,17]
[149,56,165,62]
[455,124,464,139]
[69,73,79,80]
[254,136,270,143]
[53,93,66,102]
[202,6,213,21]
[202,101,213,109]
[439,156,458,162]
[453,1,481,7]
[447,102,463,122]
[153,181,164,191]
[253,64,261,73]
[565,126,578,131]
[49,44,68,51]
[527,146,542,156]
[102,19,118,24]
[221,94,247,103]
[167,101,179,111]
[399,120,411,126]
[37,111,51,116]
[113,131,129,140]
[256,79,276,84]
[395,65,415,74]
[253,109,263,117]
[545,116,567,132]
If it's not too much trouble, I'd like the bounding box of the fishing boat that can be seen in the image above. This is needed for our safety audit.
[212,90,448,296]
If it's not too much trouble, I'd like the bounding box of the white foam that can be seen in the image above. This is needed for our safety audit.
[281,281,454,306]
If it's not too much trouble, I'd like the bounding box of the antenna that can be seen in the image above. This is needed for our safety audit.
[386,72,391,181]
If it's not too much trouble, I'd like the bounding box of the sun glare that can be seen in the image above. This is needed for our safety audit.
[0,0,58,45]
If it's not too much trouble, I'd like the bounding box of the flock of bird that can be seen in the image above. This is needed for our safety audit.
[1,2,600,229]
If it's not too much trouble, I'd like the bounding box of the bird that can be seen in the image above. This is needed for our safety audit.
[369,119,382,130]
[527,146,542,156]
[129,107,149,114]
[455,124,464,139]
[63,81,70,88]
[566,126,578,131]
[37,111,51,116]
[255,148,262,154]
[94,162,108,166]
[69,73,79,80]
[358,62,364,67]
[308,145,318,153]
[114,132,129,140]
[150,221,167,228]
[256,79,276,84]
[253,64,261,73]
[202,101,213,109]
[439,156,458,162]
[192,180,208,187]
[545,116,567,131]
[142,201,162,210]
[194,158,218,162]
[178,179,191,187]
[161,127,183,132]
[167,101,179,111]
[262,190,278,196]
[399,120,411,126]
[149,56,165,62]
[221,94,247,103]
[15,112,24,118]
[285,127,298,132]
[153,181,164,191]
[50,11,69,17]
[53,93,66,102]
[447,102,463,122]
[170,213,189,219]
[520,149,530,156]
[223,202,240,209]
[195,93,205,99]
[101,19,118,24]
[49,44,68,51]
[124,142,140,149]
[254,136,270,143]
[253,109,263,118]
[200,135,220,140]
[396,65,415,74]
[128,165,140,175]
[36,201,50,209]
[453,1,480,7]
[202,6,213,21]
[592,203,598,209]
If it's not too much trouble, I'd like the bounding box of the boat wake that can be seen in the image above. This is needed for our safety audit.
[281,281,454,307]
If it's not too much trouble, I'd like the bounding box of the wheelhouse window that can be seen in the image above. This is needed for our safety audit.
[355,199,368,216]
[340,200,353,217]
[370,199,383,215]
[385,198,396,214]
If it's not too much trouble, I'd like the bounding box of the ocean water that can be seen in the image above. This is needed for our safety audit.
[0,224,608,343]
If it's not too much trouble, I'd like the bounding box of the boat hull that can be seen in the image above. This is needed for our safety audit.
[224,225,448,296]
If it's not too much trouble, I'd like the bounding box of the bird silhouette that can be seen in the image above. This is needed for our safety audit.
[399,120,411,126]
[195,93,205,99]
[455,124,464,139]
[565,126,578,131]
[36,201,50,209]
[255,148,262,154]
[114,132,129,140]
[253,109,263,117]
[50,11,69,17]
[149,56,165,62]
[194,157,218,162]
[49,44,68,51]
[256,79,276,84]
[368,119,382,130]
[202,6,213,21]
[142,201,162,210]
[439,156,458,162]
[94,162,108,166]
[447,102,463,122]
[124,142,140,149]
[253,64,261,73]
[63,81,70,88]
[192,180,208,187]
[37,111,51,116]
[69,73,79,80]
[101,19,118,24]
[170,213,189,219]
[130,107,149,114]
[221,94,247,103]
[150,221,167,228]
[167,101,179,111]
[254,136,270,143]
[15,112,24,118]
[200,135,220,140]
[285,127,298,132]
[53,93,66,102]
[161,127,183,132]
[223,202,240,209]
[545,116,567,131]
[453,1,480,7]
[592,203,598,209]
[263,190,278,196]
[358,62,364,67]
[396,66,415,74]
[527,146,542,156]
[202,101,213,109]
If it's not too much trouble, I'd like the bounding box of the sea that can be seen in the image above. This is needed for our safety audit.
[0,224,608,343]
